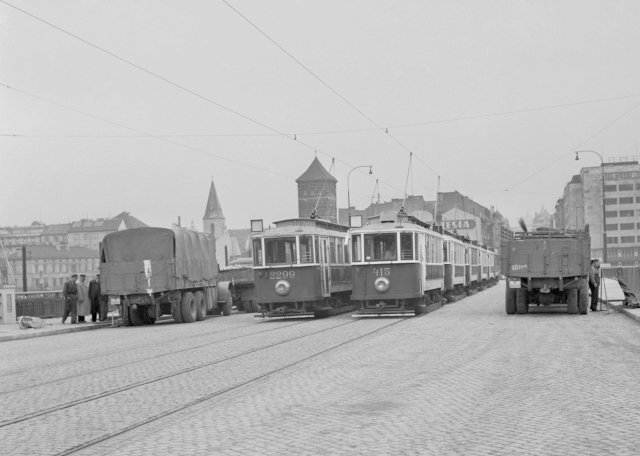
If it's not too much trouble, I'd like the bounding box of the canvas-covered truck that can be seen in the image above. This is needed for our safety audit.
[501,227,591,315]
[100,227,232,326]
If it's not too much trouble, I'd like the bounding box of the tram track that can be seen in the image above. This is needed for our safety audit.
[52,317,408,456]
[0,318,309,394]
[0,315,294,379]
[0,318,361,427]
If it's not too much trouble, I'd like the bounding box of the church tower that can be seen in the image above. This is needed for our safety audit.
[296,157,337,222]
[203,180,225,239]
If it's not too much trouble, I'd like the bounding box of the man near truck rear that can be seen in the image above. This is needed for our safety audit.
[589,259,601,312]
[62,274,79,324]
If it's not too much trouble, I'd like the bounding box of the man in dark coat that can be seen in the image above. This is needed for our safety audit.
[88,274,101,323]
[589,259,601,311]
[62,274,78,324]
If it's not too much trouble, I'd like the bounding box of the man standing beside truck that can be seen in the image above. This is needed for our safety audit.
[62,274,78,324]
[589,259,601,312]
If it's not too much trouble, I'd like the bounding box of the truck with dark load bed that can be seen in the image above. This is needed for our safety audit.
[100,227,232,325]
[501,226,591,315]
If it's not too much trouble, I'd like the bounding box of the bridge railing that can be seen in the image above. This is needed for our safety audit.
[15,291,65,318]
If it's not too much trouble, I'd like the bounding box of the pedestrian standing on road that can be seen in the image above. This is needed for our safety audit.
[77,274,90,322]
[589,259,601,312]
[62,274,78,324]
[88,274,101,323]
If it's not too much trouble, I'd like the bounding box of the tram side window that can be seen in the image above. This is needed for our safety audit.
[351,235,362,262]
[400,233,414,260]
[252,239,263,266]
[329,237,337,263]
[364,233,397,261]
[265,237,297,265]
[299,235,314,263]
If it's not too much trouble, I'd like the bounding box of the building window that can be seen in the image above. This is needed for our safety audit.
[621,236,635,244]
[620,223,635,230]
[619,183,634,191]
[604,184,617,192]
[606,224,619,231]
[620,210,634,217]
[607,237,619,244]
[604,197,618,205]
[619,197,634,204]
[605,211,618,218]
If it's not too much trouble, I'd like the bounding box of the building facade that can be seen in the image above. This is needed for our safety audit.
[557,158,640,265]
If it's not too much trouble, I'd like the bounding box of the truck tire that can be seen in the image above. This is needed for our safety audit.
[578,284,589,314]
[195,291,206,321]
[181,292,197,323]
[505,287,517,314]
[129,306,145,326]
[516,289,528,314]
[172,300,183,323]
[222,294,232,316]
[567,289,578,314]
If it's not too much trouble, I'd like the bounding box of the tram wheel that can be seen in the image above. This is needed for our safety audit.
[195,291,206,321]
[181,292,197,323]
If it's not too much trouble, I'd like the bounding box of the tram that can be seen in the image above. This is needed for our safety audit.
[350,209,497,317]
[251,217,353,318]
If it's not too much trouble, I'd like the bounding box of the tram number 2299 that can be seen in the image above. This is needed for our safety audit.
[372,267,391,277]
[269,270,296,280]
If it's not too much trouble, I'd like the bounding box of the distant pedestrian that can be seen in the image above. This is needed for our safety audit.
[88,274,104,322]
[77,274,90,322]
[589,259,601,311]
[62,274,78,324]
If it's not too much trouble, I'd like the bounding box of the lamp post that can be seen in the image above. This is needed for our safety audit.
[575,150,607,263]
[347,165,373,223]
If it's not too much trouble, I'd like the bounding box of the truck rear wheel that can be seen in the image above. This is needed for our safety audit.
[505,287,517,314]
[181,292,197,323]
[567,289,578,314]
[516,289,528,314]
[222,294,232,316]
[578,284,589,314]
[129,306,145,326]
[195,291,206,321]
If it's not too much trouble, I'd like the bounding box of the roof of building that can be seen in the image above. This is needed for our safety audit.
[295,157,337,183]
[112,212,148,229]
[68,218,122,233]
[8,245,99,260]
[203,180,225,220]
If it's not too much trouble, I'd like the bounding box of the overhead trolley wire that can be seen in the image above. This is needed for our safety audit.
[0,0,358,175]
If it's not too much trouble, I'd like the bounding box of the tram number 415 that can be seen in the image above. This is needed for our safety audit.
[372,267,391,277]
[269,270,296,280]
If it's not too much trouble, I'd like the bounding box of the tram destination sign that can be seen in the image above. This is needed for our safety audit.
[443,219,476,230]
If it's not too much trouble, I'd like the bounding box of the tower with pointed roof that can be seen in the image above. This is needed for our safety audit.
[203,180,226,240]
[296,157,337,223]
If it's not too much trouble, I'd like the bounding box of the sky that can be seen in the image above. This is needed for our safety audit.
[2,0,640,230]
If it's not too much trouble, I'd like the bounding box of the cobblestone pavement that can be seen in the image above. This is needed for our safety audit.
[2,283,640,455]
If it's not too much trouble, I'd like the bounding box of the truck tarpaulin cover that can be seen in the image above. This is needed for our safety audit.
[101,227,217,294]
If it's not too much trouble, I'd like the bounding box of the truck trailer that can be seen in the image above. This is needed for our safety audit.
[100,227,232,325]
[501,227,591,315]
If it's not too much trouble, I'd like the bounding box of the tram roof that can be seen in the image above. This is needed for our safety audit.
[251,218,349,239]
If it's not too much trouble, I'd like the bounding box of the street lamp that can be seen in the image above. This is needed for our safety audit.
[575,150,607,263]
[347,165,373,224]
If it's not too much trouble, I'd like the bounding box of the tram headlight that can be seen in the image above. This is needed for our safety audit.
[274,280,291,296]
[374,277,390,293]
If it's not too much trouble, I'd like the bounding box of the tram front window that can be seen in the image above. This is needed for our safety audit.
[364,233,397,261]
[265,237,297,265]
[299,235,314,263]
[400,232,414,260]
